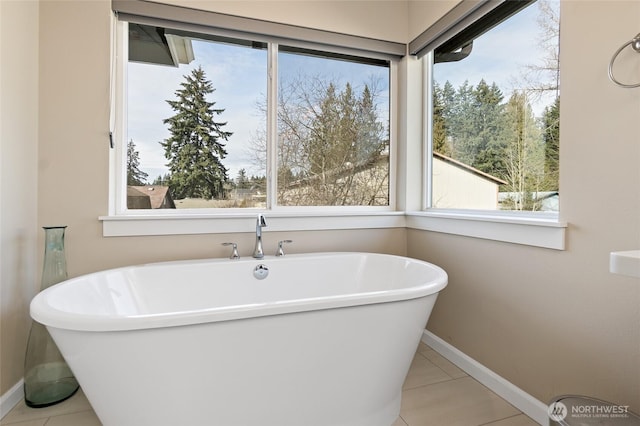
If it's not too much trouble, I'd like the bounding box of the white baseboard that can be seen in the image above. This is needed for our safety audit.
[422,330,549,425]
[0,379,23,420]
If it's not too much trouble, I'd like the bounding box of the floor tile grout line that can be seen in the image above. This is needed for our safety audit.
[400,373,533,423]
[2,405,94,425]
[404,374,477,393]
[407,344,466,387]
[419,346,471,381]
[412,350,460,382]
[44,408,98,425]
[476,412,534,425]
[402,376,456,392]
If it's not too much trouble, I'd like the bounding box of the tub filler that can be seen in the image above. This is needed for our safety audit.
[30,252,447,426]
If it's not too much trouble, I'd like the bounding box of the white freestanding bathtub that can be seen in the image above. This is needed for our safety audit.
[30,252,447,426]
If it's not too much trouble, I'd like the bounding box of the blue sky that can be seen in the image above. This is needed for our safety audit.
[434,0,560,115]
[127,0,558,182]
[127,42,267,182]
[128,41,389,182]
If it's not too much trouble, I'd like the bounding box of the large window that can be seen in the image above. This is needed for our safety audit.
[117,19,392,212]
[426,0,560,213]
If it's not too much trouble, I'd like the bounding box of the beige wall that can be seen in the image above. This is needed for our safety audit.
[0,0,40,395]
[411,0,640,412]
[156,0,410,43]
[1,0,639,417]
[408,0,461,41]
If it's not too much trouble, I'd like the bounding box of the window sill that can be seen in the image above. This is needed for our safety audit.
[99,211,406,237]
[100,210,567,250]
[405,210,567,250]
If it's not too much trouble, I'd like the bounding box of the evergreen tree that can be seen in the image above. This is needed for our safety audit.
[440,81,456,121]
[542,96,560,191]
[432,81,455,157]
[306,82,348,204]
[450,80,476,165]
[260,74,388,206]
[436,80,505,176]
[307,82,340,181]
[152,174,171,186]
[471,80,506,176]
[356,85,386,163]
[161,66,232,200]
[432,83,447,156]
[236,168,249,189]
[303,82,387,205]
[337,82,358,165]
[127,139,148,185]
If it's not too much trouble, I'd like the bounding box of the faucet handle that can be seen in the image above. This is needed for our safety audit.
[222,242,240,260]
[276,240,293,257]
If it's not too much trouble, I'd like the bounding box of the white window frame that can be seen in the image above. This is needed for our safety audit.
[407,7,567,251]
[101,15,401,236]
[101,1,567,250]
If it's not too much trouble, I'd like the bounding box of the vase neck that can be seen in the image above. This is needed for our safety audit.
[44,227,66,251]
[41,226,68,289]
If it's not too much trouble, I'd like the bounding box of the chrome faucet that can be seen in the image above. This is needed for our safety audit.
[276,240,293,257]
[252,214,267,259]
[221,242,240,260]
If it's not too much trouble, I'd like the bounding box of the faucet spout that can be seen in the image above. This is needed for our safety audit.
[253,214,267,258]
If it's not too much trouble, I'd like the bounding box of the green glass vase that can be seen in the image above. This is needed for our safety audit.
[23,226,79,408]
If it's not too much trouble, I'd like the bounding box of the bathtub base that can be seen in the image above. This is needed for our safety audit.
[49,296,436,426]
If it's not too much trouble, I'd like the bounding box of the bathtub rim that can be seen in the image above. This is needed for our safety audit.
[30,252,447,332]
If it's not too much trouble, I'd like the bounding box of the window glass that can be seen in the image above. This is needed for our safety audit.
[276,47,391,206]
[123,23,391,211]
[429,0,560,212]
[126,25,267,209]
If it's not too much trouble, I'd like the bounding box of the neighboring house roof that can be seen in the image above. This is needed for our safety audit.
[285,152,389,189]
[127,186,148,197]
[128,185,175,209]
[127,186,152,209]
[433,152,507,185]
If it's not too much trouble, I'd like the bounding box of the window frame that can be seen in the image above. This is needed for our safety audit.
[102,12,401,236]
[102,0,566,250]
[409,3,566,250]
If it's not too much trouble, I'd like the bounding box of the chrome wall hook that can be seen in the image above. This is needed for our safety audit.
[608,33,640,88]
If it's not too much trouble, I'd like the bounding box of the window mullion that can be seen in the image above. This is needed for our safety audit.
[423,52,434,210]
[114,19,128,215]
[266,43,279,210]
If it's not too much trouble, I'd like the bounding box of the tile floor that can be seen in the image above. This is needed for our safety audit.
[1,342,538,426]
